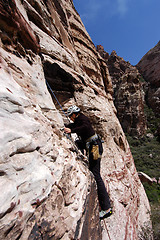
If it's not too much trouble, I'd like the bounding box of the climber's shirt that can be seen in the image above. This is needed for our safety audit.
[66,113,95,142]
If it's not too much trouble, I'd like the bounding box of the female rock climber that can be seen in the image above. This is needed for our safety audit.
[64,105,112,219]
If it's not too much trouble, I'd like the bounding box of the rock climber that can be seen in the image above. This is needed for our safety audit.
[64,105,112,219]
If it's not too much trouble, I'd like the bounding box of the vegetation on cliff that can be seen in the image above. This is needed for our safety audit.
[127,135,160,180]
[127,104,160,239]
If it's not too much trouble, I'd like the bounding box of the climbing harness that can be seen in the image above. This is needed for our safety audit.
[85,133,98,144]
[85,133,98,149]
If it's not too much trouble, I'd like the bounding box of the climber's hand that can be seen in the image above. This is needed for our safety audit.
[64,127,71,134]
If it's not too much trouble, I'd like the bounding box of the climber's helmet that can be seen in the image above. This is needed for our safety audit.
[67,105,80,117]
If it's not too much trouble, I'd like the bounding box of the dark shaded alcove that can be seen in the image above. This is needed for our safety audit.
[43,61,75,107]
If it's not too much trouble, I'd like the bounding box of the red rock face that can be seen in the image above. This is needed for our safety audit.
[0,0,40,53]
[97,46,147,136]
[0,1,153,240]
[137,41,160,117]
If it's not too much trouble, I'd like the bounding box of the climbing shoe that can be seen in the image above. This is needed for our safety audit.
[99,208,112,220]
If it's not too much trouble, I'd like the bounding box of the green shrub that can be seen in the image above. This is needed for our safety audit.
[151,203,160,240]
[126,133,160,240]
[143,183,160,203]
[127,135,160,179]
[144,105,160,136]
[126,102,160,239]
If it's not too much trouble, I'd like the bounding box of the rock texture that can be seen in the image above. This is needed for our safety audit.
[137,41,160,117]
[97,45,147,136]
[0,0,152,239]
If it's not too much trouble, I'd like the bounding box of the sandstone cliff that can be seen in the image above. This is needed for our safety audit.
[137,41,160,118]
[97,45,147,137]
[0,0,152,239]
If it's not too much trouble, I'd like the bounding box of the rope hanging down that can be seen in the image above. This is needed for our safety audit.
[46,80,87,162]
[46,80,70,123]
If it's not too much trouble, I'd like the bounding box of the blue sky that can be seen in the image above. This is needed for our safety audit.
[73,0,160,65]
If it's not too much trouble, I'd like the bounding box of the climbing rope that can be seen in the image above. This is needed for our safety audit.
[46,80,87,163]
[46,80,70,123]
[46,81,112,236]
